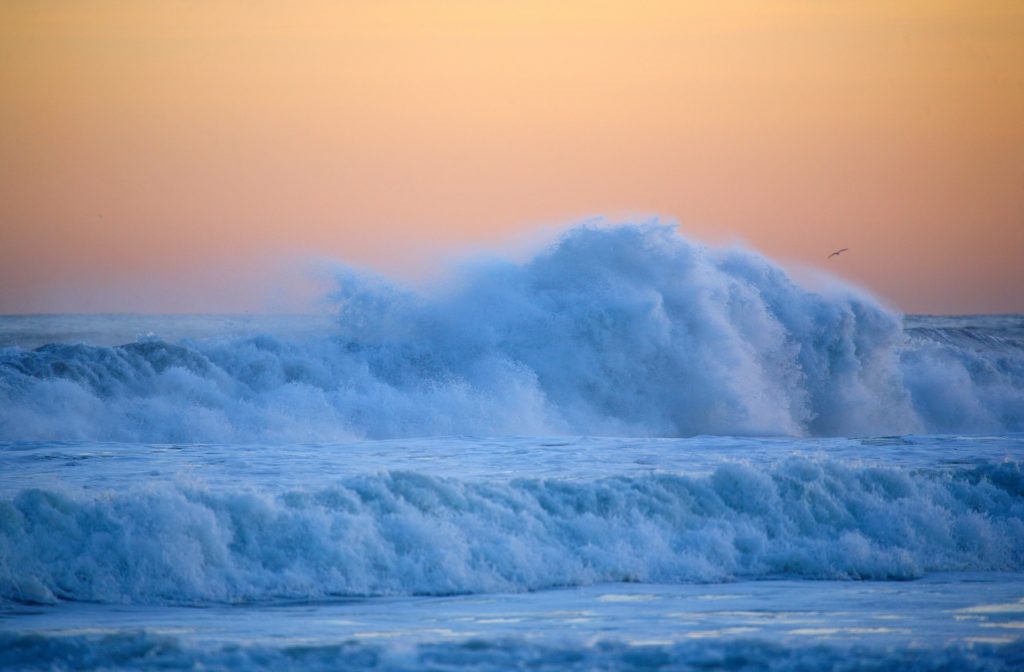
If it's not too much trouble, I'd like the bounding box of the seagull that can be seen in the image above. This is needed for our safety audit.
[828,247,848,259]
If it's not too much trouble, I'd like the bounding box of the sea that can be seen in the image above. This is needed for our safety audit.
[1,224,1022,670]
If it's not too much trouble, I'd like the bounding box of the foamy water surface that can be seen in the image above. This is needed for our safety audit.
[2,225,1023,669]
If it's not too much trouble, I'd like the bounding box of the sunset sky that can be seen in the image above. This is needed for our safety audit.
[1,0,1022,314]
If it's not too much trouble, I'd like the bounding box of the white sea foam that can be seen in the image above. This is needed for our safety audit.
[2,459,1021,605]
[1,223,1021,442]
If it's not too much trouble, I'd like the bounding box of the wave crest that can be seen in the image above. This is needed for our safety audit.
[1,223,1021,441]
[2,460,1022,605]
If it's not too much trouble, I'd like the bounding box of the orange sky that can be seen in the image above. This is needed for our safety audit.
[1,0,1022,314]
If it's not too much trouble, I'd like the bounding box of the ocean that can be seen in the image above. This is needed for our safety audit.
[1,224,1022,670]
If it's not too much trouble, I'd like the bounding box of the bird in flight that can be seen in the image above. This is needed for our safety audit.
[828,248,848,259]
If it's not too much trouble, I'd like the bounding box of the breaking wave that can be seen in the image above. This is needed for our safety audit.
[1,223,1022,441]
[2,460,1022,605]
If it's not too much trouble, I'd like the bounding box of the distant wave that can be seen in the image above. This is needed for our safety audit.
[2,460,1022,605]
[1,223,1022,441]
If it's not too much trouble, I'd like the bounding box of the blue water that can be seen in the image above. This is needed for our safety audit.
[2,224,1023,670]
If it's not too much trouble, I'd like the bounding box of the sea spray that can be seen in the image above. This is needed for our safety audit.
[1,223,1021,442]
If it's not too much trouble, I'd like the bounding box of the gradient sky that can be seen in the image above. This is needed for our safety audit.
[1,0,1022,314]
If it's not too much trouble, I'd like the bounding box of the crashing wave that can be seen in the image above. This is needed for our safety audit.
[2,459,1022,605]
[0,223,1021,441]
